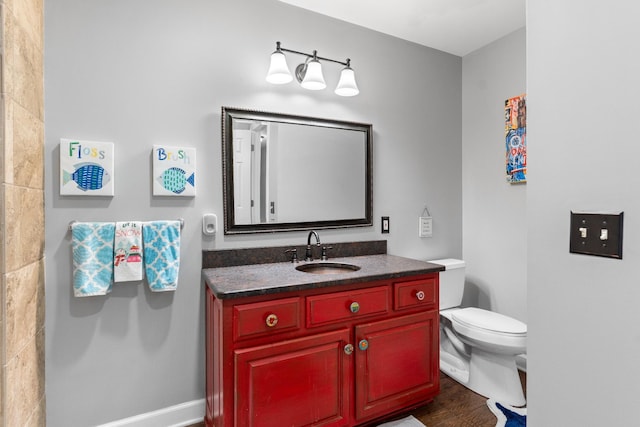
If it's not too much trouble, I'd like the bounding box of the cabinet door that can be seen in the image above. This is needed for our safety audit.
[354,311,439,421]
[235,329,352,427]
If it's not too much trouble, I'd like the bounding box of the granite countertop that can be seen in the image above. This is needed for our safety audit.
[202,254,444,300]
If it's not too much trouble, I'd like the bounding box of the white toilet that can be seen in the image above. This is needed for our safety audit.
[429,259,527,406]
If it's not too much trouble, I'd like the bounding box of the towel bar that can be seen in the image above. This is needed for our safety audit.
[68,218,185,232]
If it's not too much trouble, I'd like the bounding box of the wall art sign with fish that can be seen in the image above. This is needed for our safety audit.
[60,139,115,196]
[152,145,196,196]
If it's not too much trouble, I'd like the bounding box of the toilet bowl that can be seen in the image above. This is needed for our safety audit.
[430,259,527,406]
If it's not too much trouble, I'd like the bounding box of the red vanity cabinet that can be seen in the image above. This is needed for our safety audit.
[235,328,352,427]
[354,311,439,420]
[205,273,440,427]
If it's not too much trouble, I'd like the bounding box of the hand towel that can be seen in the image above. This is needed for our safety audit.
[71,222,115,297]
[142,220,181,292]
[114,221,144,282]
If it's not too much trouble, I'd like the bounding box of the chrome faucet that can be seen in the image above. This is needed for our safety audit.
[305,230,321,261]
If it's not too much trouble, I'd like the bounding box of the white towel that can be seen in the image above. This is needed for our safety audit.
[142,220,181,292]
[71,222,115,297]
[114,221,144,282]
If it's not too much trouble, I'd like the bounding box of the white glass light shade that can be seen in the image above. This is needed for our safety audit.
[266,51,293,84]
[335,67,359,96]
[300,59,326,90]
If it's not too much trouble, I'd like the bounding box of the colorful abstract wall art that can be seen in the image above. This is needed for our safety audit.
[152,145,196,196]
[505,94,527,184]
[60,139,115,196]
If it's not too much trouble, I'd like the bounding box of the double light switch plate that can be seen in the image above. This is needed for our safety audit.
[570,211,623,259]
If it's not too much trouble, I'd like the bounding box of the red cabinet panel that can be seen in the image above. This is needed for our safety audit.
[354,311,439,421]
[234,297,301,341]
[307,286,389,327]
[235,329,351,427]
[394,277,438,311]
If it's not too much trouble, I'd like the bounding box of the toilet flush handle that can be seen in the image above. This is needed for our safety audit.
[415,290,425,301]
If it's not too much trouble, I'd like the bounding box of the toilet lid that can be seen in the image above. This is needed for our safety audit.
[451,308,526,335]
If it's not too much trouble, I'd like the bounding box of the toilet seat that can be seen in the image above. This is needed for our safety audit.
[452,307,526,334]
[450,308,526,350]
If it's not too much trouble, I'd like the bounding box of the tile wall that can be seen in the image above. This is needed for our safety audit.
[0,0,45,425]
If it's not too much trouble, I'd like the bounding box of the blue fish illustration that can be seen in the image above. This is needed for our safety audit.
[158,167,195,194]
[63,162,111,191]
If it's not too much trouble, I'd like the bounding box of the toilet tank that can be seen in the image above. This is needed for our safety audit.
[428,259,465,310]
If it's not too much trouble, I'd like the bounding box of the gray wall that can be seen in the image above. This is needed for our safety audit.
[462,28,527,322]
[528,1,640,424]
[44,0,462,425]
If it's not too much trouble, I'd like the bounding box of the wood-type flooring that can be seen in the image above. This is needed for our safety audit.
[188,371,526,427]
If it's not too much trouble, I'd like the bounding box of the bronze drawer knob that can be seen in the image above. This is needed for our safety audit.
[350,302,360,313]
[265,313,279,327]
[344,344,354,355]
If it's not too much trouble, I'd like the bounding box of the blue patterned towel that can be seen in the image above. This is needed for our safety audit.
[142,220,181,292]
[71,222,115,297]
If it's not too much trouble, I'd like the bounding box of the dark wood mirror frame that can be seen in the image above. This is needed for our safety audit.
[221,106,373,234]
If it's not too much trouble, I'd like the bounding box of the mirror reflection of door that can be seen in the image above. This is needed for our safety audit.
[267,123,279,223]
[249,125,262,224]
[234,122,279,225]
[249,123,279,224]
[233,129,252,224]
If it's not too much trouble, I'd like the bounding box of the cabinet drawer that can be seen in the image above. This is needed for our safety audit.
[234,297,301,341]
[307,286,389,327]
[394,276,438,310]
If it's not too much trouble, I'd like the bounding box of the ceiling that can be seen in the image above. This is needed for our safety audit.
[278,0,526,57]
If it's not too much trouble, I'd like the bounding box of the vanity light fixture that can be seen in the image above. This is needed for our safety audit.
[265,41,359,97]
[265,42,293,84]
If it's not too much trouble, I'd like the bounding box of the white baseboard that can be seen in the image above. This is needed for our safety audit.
[97,399,205,427]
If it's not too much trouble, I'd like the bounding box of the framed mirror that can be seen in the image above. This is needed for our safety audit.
[222,107,373,234]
